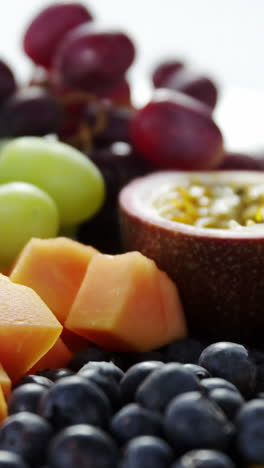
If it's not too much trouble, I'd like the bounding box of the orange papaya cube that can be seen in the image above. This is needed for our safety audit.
[65,251,187,352]
[0,364,11,399]
[0,386,7,422]
[10,237,98,324]
[28,338,72,374]
[0,274,62,381]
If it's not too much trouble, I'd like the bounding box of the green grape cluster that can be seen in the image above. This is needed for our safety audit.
[0,136,105,270]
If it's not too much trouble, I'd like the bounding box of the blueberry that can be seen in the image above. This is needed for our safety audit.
[164,391,234,453]
[201,378,241,394]
[37,368,74,381]
[208,388,244,421]
[120,435,174,468]
[165,338,207,364]
[198,342,257,397]
[236,399,264,463]
[0,451,29,468]
[68,346,113,372]
[48,424,118,468]
[0,412,52,466]
[38,375,111,429]
[171,449,235,468]
[183,364,210,380]
[130,351,165,364]
[79,361,124,382]
[250,349,264,393]
[14,375,53,389]
[8,383,48,415]
[136,363,201,412]
[78,364,121,409]
[120,361,164,404]
[110,403,163,443]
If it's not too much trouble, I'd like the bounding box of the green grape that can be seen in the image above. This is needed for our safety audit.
[0,137,105,226]
[0,181,59,269]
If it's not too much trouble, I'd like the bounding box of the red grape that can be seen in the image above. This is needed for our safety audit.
[23,3,93,69]
[130,90,224,170]
[78,142,154,253]
[0,87,63,137]
[152,60,184,88]
[98,79,132,107]
[83,103,134,147]
[164,68,218,110]
[88,142,153,202]
[217,151,264,170]
[0,59,16,102]
[53,24,136,93]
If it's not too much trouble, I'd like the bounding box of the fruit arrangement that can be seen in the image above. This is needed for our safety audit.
[0,2,263,467]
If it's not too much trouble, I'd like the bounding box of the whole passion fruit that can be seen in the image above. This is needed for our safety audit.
[119,171,264,344]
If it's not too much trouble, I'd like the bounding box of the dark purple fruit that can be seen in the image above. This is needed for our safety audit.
[120,435,174,468]
[172,449,235,468]
[38,375,111,429]
[119,170,264,344]
[23,3,93,68]
[130,90,224,170]
[53,25,135,93]
[136,363,201,412]
[48,424,118,468]
[164,392,234,453]
[152,60,184,88]
[198,342,257,397]
[0,451,29,468]
[236,399,264,464]
[0,412,52,466]
[0,87,63,137]
[110,403,163,443]
[217,152,264,170]
[164,68,218,110]
[0,60,16,103]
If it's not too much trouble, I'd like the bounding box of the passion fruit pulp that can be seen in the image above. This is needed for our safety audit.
[119,171,264,344]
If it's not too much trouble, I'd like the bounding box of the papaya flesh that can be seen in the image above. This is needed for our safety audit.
[0,274,62,381]
[65,251,187,351]
[10,237,98,324]
[0,363,11,399]
[28,337,72,374]
[0,386,7,423]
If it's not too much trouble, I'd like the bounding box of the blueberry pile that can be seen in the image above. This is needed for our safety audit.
[0,340,264,467]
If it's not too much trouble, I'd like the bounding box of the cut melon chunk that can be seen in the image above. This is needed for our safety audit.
[10,237,98,324]
[65,251,187,351]
[28,337,72,374]
[0,274,62,381]
[0,386,7,422]
[0,363,11,398]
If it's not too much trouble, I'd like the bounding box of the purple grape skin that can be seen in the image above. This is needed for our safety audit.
[53,24,136,93]
[217,152,264,170]
[88,142,153,202]
[0,86,63,137]
[77,142,153,253]
[164,68,218,110]
[82,102,134,146]
[0,59,16,102]
[23,3,93,69]
[130,90,224,170]
[152,60,184,88]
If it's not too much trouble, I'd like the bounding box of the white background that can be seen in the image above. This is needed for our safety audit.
[1,0,264,151]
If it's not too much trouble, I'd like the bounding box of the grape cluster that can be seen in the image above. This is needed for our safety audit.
[1,340,264,467]
[0,2,262,259]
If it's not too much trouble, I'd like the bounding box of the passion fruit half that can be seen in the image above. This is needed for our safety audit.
[119,171,264,344]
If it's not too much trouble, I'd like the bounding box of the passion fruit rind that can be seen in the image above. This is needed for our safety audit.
[119,171,264,344]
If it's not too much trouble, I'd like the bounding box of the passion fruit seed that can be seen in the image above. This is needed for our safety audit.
[153,180,264,229]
